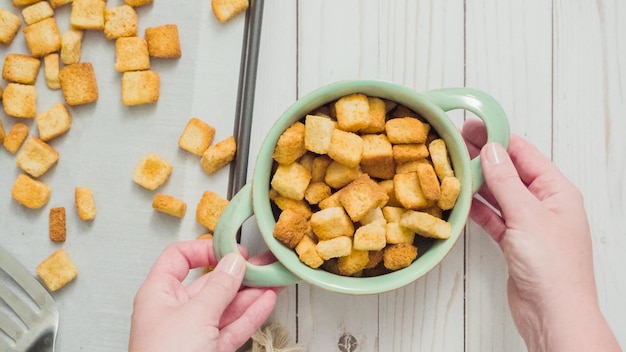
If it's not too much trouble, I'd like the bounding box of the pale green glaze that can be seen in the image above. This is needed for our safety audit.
[214,80,509,295]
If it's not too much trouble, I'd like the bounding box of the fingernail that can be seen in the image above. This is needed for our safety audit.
[217,253,245,277]
[484,142,507,164]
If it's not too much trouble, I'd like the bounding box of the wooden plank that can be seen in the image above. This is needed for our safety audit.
[465,0,553,350]
[552,0,626,347]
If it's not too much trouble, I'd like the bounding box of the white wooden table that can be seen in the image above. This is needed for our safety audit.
[1,1,624,351]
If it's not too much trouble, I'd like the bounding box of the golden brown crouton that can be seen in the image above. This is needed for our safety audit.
[145,24,181,59]
[2,53,41,84]
[21,1,53,25]
[383,243,418,271]
[393,172,429,209]
[59,62,99,106]
[337,249,369,276]
[382,206,406,223]
[428,139,455,180]
[385,117,428,144]
[60,28,83,65]
[304,182,331,205]
[378,180,402,207]
[385,222,415,244]
[200,135,237,174]
[416,162,441,201]
[0,9,21,45]
[295,235,324,269]
[273,121,306,164]
[324,161,360,189]
[125,0,153,6]
[43,53,60,89]
[304,114,336,155]
[12,173,51,209]
[49,207,66,242]
[392,143,429,163]
[23,17,61,57]
[353,222,386,251]
[196,191,229,231]
[115,36,150,72]
[328,129,363,168]
[152,194,187,218]
[334,93,370,132]
[36,249,78,292]
[70,0,105,30]
[270,192,313,219]
[401,210,451,239]
[309,207,354,240]
[339,174,389,222]
[132,153,173,190]
[104,5,137,40]
[50,0,72,8]
[121,70,160,105]
[16,137,59,177]
[211,0,249,23]
[13,0,42,7]
[360,97,386,134]
[36,103,72,141]
[316,236,352,260]
[178,118,216,156]
[270,162,311,200]
[75,187,96,220]
[360,133,395,179]
[437,176,461,210]
[317,190,343,210]
[2,83,37,118]
[310,155,332,182]
[3,122,29,153]
[273,209,309,249]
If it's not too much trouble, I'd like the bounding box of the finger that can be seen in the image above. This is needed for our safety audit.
[146,240,216,284]
[217,287,279,328]
[191,253,246,326]
[480,142,541,219]
[218,290,278,352]
[469,198,506,243]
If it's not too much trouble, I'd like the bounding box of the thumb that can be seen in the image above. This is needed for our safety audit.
[191,253,246,325]
[480,142,538,218]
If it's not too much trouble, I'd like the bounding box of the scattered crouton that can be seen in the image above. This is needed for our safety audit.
[211,0,249,23]
[50,0,73,9]
[23,17,61,57]
[104,5,137,40]
[3,122,29,153]
[196,191,229,231]
[49,207,66,242]
[152,194,187,218]
[37,249,78,291]
[121,70,160,105]
[124,0,154,7]
[16,137,60,177]
[21,1,53,25]
[12,173,51,209]
[36,103,72,142]
[145,24,181,59]
[70,0,106,30]
[200,135,237,175]
[43,53,61,89]
[178,118,216,156]
[60,28,83,65]
[2,53,41,84]
[0,8,22,45]
[2,83,37,118]
[132,153,173,190]
[75,187,96,220]
[115,36,150,72]
[59,62,99,106]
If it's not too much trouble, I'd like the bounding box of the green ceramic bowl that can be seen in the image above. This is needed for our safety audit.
[214,80,509,295]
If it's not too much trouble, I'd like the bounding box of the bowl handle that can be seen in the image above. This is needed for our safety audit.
[423,88,510,194]
[213,183,301,287]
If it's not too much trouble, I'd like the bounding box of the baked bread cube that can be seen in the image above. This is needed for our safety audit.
[359,207,385,225]
[416,162,441,201]
[385,117,428,144]
[36,103,72,141]
[36,249,78,292]
[383,243,418,271]
[43,53,60,89]
[395,159,425,174]
[304,182,331,205]
[16,137,59,177]
[49,207,66,242]
[337,249,369,276]
[304,114,336,155]
[59,62,99,106]
[324,161,360,189]
[273,121,306,164]
[382,206,406,223]
[297,152,315,173]
[104,5,137,40]
[353,222,386,251]
[178,118,216,155]
[295,235,324,269]
[121,70,160,105]
[2,54,40,84]
[317,190,343,210]
[360,133,395,179]
[200,135,237,174]
[273,209,309,249]
[316,236,352,260]
[360,97,386,134]
[3,122,29,153]
[437,176,461,210]
[339,174,389,222]
[311,155,332,182]
[327,129,363,168]
[385,222,415,244]
[393,143,429,163]
[428,139,455,180]
[270,162,311,200]
[12,173,51,209]
[3,83,37,118]
[22,1,53,25]
[75,186,96,220]
[145,24,181,59]
[12,0,41,6]
[152,194,187,218]
[115,36,149,72]
[309,207,354,240]
[378,179,402,207]
[50,0,73,8]
[211,0,249,23]
[125,0,154,7]
[393,172,429,209]
[60,28,83,65]
[334,93,370,132]
[0,8,21,45]
[70,0,105,30]
[270,192,313,219]
[23,17,61,57]
[401,210,451,239]
[196,191,229,231]
[132,153,173,190]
